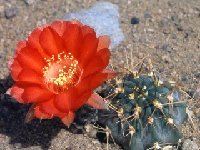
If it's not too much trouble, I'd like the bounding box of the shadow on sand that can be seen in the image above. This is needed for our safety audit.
[0,76,72,150]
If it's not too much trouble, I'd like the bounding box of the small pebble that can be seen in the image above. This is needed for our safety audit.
[162,55,171,63]
[13,143,21,149]
[36,18,47,26]
[131,17,140,25]
[187,89,195,98]
[4,7,17,19]
[0,6,4,18]
[162,44,169,51]
[172,33,177,39]
[23,0,35,5]
[171,15,180,24]
[138,52,144,59]
[171,15,184,31]
[194,72,200,79]
[162,145,175,150]
[92,140,100,145]
[144,10,152,18]
[181,74,189,82]
[193,87,200,100]
[182,139,199,150]
[159,17,170,27]
[84,124,97,138]
[177,25,184,31]
[161,44,172,52]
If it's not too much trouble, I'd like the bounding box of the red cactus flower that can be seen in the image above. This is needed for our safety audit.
[7,20,116,126]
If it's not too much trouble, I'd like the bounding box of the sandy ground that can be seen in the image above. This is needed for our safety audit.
[0,0,199,150]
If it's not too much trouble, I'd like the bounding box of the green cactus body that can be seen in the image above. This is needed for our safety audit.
[98,73,187,150]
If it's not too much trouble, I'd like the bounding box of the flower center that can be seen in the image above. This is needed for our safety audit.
[43,51,82,94]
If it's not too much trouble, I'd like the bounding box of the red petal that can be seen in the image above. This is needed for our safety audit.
[76,77,94,93]
[90,73,108,89]
[16,46,45,74]
[50,21,67,36]
[60,78,93,110]
[17,69,43,85]
[102,69,117,79]
[82,48,111,78]
[74,72,115,105]
[9,59,22,80]
[39,98,66,118]
[34,105,52,119]
[62,24,83,59]
[75,71,112,95]
[71,20,83,27]
[70,91,92,111]
[39,27,64,56]
[55,84,92,112]
[97,35,110,51]
[27,27,49,58]
[80,71,114,91]
[7,85,24,103]
[21,86,53,103]
[87,92,108,109]
[79,33,98,67]
[68,76,99,110]
[61,111,75,127]
[16,41,27,54]
[81,25,95,37]
[55,89,77,112]
[9,41,26,80]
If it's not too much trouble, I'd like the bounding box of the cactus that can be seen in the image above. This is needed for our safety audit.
[97,71,188,150]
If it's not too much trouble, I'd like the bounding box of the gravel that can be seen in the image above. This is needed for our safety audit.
[0,0,199,149]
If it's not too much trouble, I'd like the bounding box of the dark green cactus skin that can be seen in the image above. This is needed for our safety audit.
[98,73,187,150]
